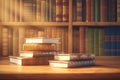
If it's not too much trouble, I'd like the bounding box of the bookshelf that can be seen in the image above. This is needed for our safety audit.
[0,0,120,56]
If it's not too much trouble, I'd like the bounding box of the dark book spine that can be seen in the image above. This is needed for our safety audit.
[82,0,86,21]
[86,0,91,22]
[95,0,100,22]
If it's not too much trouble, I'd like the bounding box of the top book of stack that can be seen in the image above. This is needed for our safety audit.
[25,38,60,44]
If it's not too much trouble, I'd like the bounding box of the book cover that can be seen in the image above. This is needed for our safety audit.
[86,0,91,22]
[54,53,95,61]
[56,0,63,22]
[9,56,54,65]
[62,0,69,22]
[20,51,57,57]
[22,43,57,51]
[49,59,95,68]
[25,37,59,44]
[76,0,82,21]
[79,27,85,53]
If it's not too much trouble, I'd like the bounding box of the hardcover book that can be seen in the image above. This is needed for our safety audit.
[25,38,59,44]
[54,53,95,61]
[49,59,95,68]
[9,56,54,65]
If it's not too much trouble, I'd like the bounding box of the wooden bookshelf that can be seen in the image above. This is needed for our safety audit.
[0,56,120,80]
[0,22,69,27]
[73,22,120,26]
[0,0,120,54]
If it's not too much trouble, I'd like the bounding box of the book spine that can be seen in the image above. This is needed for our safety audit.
[117,0,120,22]
[68,60,95,68]
[8,27,13,56]
[13,27,19,56]
[62,0,69,22]
[72,0,77,21]
[98,28,104,56]
[95,0,100,22]
[100,0,107,22]
[85,27,88,54]
[91,0,95,21]
[19,27,25,54]
[82,0,86,21]
[46,0,49,22]
[56,0,63,22]
[79,27,85,53]
[20,0,23,22]
[93,28,99,56]
[86,0,91,22]
[88,28,94,54]
[36,0,41,22]
[23,43,56,51]
[76,0,82,21]
[2,27,9,57]
[104,27,111,56]
[4,0,10,22]
[52,0,56,22]
[41,0,46,22]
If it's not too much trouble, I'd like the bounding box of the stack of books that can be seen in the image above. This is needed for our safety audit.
[9,38,60,65]
[49,53,95,68]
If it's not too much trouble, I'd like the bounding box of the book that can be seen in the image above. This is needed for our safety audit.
[49,60,95,68]
[62,0,69,22]
[56,0,63,22]
[19,51,58,57]
[22,43,57,51]
[25,38,59,44]
[86,0,91,22]
[9,56,54,65]
[54,54,95,61]
[76,0,82,21]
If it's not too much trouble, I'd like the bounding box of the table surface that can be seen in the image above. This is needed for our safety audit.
[0,56,120,80]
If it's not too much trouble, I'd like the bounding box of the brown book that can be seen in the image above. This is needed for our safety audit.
[13,27,19,56]
[23,43,57,51]
[20,51,57,57]
[9,56,54,65]
[76,0,82,21]
[49,59,95,68]
[4,0,10,22]
[91,0,95,21]
[72,0,77,21]
[79,27,85,53]
[73,27,79,53]
[56,0,63,22]
[117,0,120,22]
[100,0,107,22]
[2,27,9,57]
[36,0,41,22]
[54,53,95,61]
[62,0,69,22]
[85,27,88,54]
[86,0,91,22]
[41,0,46,22]
[19,27,25,53]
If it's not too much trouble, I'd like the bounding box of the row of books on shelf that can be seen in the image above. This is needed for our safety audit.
[1,0,120,22]
[1,26,120,57]
[73,0,119,22]
[0,26,68,57]
[0,0,69,22]
[10,53,95,68]
[73,26,120,56]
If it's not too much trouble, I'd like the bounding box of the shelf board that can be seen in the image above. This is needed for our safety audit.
[0,22,69,27]
[73,22,120,26]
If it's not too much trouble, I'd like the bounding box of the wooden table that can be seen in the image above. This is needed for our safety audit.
[0,56,120,80]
